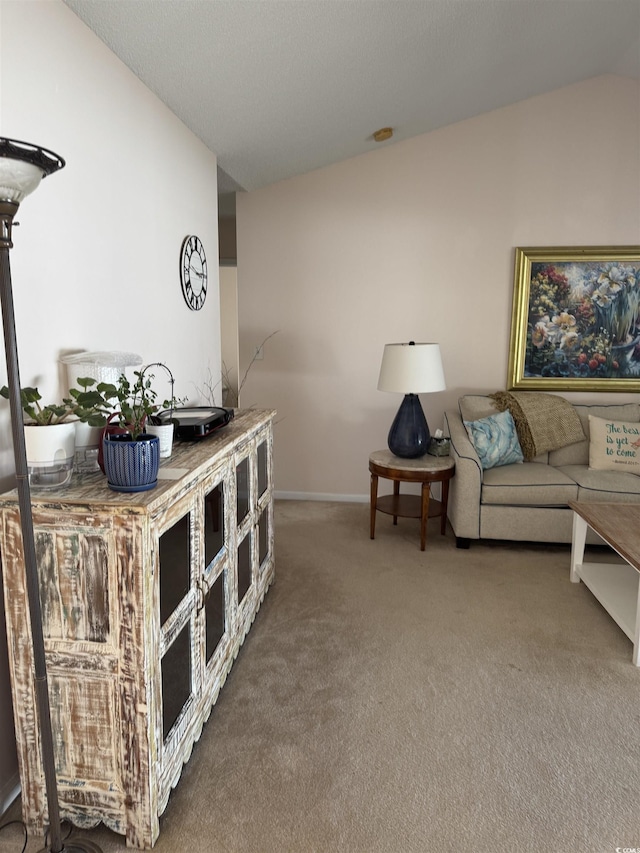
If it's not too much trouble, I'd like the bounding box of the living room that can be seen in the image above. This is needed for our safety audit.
[0,1,639,851]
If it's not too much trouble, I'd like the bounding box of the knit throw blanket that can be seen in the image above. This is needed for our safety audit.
[489,391,586,461]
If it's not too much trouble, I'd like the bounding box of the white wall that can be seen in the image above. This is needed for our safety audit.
[0,1,222,463]
[0,0,221,811]
[236,74,640,499]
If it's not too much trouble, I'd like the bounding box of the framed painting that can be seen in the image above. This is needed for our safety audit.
[508,246,640,391]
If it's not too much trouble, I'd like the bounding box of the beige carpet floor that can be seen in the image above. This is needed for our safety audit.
[1,500,640,853]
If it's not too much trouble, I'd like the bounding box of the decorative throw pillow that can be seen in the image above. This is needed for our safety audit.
[464,410,524,471]
[588,415,640,474]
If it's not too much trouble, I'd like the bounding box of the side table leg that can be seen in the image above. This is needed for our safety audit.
[420,483,430,551]
[440,478,450,535]
[370,474,378,540]
[393,480,400,525]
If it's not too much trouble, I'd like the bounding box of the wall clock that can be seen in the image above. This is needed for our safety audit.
[180,235,208,310]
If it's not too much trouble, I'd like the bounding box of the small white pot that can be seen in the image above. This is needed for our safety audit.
[145,422,174,458]
[24,422,76,489]
[74,421,102,472]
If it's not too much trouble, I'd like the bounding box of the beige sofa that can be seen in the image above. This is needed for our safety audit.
[444,395,640,548]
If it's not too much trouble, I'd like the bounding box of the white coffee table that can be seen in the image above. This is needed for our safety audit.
[569,500,640,666]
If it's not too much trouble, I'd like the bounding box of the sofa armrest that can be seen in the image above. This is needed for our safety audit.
[444,409,483,540]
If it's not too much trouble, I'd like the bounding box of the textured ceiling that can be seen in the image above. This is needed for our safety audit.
[63,0,640,203]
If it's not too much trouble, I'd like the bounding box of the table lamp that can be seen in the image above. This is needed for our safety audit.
[377,341,445,458]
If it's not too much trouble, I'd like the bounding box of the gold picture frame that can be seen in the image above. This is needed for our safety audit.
[508,246,640,391]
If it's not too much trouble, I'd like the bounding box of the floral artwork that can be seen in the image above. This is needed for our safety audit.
[508,247,640,391]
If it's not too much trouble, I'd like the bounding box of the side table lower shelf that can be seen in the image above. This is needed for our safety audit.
[375,494,445,524]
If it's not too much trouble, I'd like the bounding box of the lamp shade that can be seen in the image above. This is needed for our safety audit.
[0,137,65,203]
[377,342,445,394]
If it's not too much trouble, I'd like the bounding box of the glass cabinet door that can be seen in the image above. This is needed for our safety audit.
[204,482,225,570]
[256,432,272,576]
[236,456,250,525]
[158,508,194,744]
[257,439,268,499]
[204,572,225,666]
[159,511,191,625]
[161,622,192,741]
[258,507,269,571]
[237,532,252,605]
[202,475,229,671]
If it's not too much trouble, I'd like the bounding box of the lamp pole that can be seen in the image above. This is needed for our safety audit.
[0,138,102,853]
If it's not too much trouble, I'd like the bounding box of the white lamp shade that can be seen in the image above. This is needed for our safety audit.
[0,138,65,204]
[377,342,445,393]
[0,159,44,203]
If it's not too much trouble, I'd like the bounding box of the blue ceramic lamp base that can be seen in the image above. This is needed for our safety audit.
[387,393,431,458]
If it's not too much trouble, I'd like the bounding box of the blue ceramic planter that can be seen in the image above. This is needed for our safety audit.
[102,434,160,492]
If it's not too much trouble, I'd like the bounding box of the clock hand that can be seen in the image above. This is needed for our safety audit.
[189,264,205,279]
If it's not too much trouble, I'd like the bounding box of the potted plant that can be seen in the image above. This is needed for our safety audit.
[145,363,181,459]
[0,378,107,488]
[94,363,183,492]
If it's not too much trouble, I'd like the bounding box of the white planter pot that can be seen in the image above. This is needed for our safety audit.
[74,421,102,472]
[145,423,174,458]
[24,422,76,489]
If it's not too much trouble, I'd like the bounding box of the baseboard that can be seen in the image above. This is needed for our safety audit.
[0,773,20,818]
[275,491,368,503]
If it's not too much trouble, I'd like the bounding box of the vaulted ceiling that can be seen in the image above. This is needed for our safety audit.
[64,0,640,211]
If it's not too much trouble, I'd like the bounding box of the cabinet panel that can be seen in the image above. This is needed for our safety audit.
[49,675,118,782]
[37,527,112,643]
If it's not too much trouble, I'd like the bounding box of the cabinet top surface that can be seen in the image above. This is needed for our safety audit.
[0,408,275,512]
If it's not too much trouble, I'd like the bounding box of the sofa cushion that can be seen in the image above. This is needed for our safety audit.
[588,414,640,474]
[481,462,578,507]
[549,403,640,466]
[464,410,524,470]
[558,464,640,502]
[459,395,499,422]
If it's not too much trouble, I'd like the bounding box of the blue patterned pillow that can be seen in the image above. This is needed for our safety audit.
[464,410,524,470]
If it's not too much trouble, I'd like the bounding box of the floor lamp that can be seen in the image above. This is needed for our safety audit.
[0,137,102,853]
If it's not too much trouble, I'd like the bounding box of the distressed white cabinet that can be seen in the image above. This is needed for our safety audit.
[0,409,275,848]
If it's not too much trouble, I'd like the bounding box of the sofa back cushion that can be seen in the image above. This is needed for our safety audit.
[459,395,499,422]
[549,403,640,466]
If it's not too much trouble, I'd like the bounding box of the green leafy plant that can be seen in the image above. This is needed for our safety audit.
[1,363,184,438]
[0,377,108,426]
[95,363,185,440]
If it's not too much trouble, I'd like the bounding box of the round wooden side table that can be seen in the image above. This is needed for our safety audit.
[369,450,455,551]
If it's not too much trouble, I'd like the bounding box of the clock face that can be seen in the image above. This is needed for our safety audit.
[180,235,208,310]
